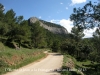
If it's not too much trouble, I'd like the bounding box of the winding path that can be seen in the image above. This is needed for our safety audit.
[4,53,63,75]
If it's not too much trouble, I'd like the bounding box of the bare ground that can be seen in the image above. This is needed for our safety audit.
[3,53,63,75]
[66,58,84,75]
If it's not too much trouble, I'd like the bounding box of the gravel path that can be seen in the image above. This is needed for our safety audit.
[4,53,63,75]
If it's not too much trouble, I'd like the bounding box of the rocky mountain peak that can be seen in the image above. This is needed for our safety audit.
[29,17,68,34]
[29,17,38,23]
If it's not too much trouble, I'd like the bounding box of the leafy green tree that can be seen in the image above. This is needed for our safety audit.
[69,26,84,59]
[16,16,24,24]
[0,4,8,43]
[51,40,60,52]
[0,3,4,11]
[0,3,4,21]
[4,9,16,40]
[93,28,100,39]
[14,25,30,48]
[30,21,47,48]
[70,1,100,29]
[71,26,84,41]
[15,22,30,48]
[5,19,31,48]
[70,1,100,62]
[0,22,8,38]
[92,28,100,62]
[60,39,76,55]
[4,9,16,24]
[46,31,53,48]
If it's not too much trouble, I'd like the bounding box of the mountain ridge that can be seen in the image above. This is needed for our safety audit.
[28,17,68,34]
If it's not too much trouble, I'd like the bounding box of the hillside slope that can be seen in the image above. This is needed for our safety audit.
[28,17,68,34]
[4,53,63,75]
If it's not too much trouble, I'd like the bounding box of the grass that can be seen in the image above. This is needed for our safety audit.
[0,43,47,75]
[61,54,100,75]
[61,54,86,75]
[0,42,5,51]
[61,54,82,75]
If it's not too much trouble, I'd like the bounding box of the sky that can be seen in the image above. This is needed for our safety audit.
[0,0,98,38]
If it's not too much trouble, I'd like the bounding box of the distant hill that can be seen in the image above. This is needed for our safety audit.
[28,17,68,34]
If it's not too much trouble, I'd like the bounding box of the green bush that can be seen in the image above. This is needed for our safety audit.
[0,42,5,51]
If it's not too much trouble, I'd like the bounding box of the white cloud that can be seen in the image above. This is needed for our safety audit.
[50,19,73,33]
[83,28,97,38]
[71,0,86,5]
[59,19,73,33]
[66,7,68,10]
[50,19,60,24]
[39,16,42,19]
[50,19,97,38]
[60,2,63,4]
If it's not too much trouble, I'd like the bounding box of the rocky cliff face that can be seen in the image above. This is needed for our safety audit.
[29,17,68,34]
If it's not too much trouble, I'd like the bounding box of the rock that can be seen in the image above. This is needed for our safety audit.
[29,17,68,34]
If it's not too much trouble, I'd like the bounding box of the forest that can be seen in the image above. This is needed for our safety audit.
[0,1,100,75]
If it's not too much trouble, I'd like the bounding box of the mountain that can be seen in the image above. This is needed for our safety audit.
[28,17,68,34]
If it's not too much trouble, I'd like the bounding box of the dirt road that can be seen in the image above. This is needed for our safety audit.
[4,53,63,75]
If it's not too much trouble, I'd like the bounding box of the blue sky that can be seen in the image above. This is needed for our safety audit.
[0,0,98,38]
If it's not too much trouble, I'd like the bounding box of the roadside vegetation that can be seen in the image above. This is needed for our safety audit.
[0,1,100,75]
[61,54,82,75]
[0,3,65,75]
[60,1,100,75]
[50,1,100,75]
[0,43,47,74]
[61,54,100,75]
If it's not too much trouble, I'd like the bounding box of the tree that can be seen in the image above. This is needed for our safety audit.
[70,1,100,62]
[71,26,84,41]
[51,40,60,52]
[0,3,4,21]
[92,28,100,62]
[60,39,76,55]
[0,22,8,37]
[14,25,30,48]
[30,21,47,48]
[5,19,31,48]
[0,3,4,11]
[70,1,100,30]
[16,16,24,24]
[15,21,30,47]
[4,9,16,39]
[4,9,16,25]
[93,27,100,38]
